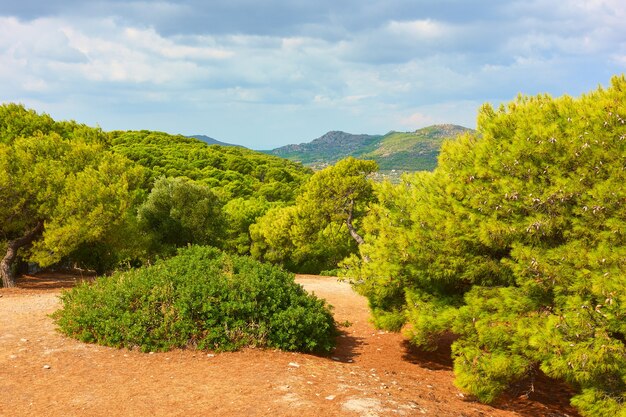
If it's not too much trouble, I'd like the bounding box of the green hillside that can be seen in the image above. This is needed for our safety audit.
[265,131,383,164]
[363,124,474,170]
[266,124,473,171]
[110,130,311,201]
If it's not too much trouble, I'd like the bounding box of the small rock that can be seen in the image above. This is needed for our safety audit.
[288,362,300,368]
[206,354,215,358]
[43,365,51,369]
[331,357,341,361]
[20,338,28,343]
[325,395,336,400]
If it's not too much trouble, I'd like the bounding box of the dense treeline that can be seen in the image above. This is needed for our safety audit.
[347,76,626,416]
[110,129,312,260]
[111,130,310,202]
[0,104,311,284]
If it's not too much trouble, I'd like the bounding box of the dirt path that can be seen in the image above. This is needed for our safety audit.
[0,274,578,417]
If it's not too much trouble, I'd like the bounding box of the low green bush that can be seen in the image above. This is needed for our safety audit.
[54,246,337,353]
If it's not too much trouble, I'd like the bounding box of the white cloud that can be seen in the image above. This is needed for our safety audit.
[123,28,234,60]
[398,112,435,128]
[387,19,449,39]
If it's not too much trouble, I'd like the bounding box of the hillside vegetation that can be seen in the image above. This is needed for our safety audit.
[266,124,472,172]
[111,130,310,202]
[0,106,312,283]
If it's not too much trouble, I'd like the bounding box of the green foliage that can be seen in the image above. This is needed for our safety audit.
[63,212,151,274]
[0,106,312,270]
[109,129,313,258]
[250,157,378,273]
[0,103,111,147]
[110,130,311,201]
[222,197,272,255]
[352,76,626,415]
[54,246,337,353]
[137,177,225,255]
[0,106,145,282]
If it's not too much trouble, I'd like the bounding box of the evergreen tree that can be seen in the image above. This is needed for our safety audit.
[352,76,626,415]
[251,157,378,273]
[0,124,143,286]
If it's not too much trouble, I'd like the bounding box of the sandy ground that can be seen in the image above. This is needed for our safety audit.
[0,273,579,417]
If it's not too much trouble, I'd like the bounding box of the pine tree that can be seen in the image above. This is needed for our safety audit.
[353,76,626,415]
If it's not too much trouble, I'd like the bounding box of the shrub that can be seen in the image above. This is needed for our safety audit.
[54,246,337,353]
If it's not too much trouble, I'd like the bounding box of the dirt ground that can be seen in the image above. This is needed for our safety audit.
[0,273,579,417]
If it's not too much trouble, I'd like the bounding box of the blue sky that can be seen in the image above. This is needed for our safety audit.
[1,0,624,149]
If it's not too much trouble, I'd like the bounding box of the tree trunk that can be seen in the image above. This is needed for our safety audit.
[0,221,44,288]
[345,200,370,263]
[346,210,366,245]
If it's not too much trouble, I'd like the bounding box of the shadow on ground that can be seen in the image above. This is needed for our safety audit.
[16,271,95,290]
[323,329,365,363]
[400,333,455,371]
[400,332,579,416]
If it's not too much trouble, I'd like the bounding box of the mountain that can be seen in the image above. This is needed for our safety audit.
[188,135,242,147]
[267,131,383,164]
[265,124,473,171]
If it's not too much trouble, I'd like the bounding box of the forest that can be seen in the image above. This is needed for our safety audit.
[2,75,626,416]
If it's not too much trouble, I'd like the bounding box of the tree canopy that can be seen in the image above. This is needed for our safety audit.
[137,176,225,254]
[251,157,378,273]
[0,104,315,284]
[0,109,144,286]
[110,129,311,202]
[350,75,626,416]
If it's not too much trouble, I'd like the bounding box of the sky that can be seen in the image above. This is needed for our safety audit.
[1,1,625,149]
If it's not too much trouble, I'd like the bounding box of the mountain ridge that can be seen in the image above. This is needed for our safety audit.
[188,134,242,147]
[265,124,473,171]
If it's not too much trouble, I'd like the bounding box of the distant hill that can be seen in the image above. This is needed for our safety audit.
[265,124,473,172]
[111,130,311,201]
[266,131,383,164]
[188,135,242,147]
